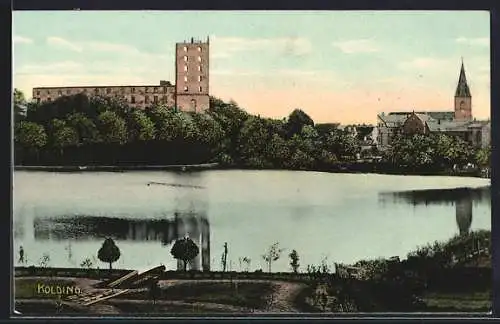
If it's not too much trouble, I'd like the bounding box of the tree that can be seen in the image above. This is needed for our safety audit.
[146,105,180,141]
[52,124,79,155]
[475,146,491,167]
[262,242,284,273]
[126,110,156,142]
[289,249,300,273]
[237,116,272,167]
[13,88,27,123]
[96,111,128,144]
[286,109,314,138]
[170,237,200,271]
[14,121,48,151]
[97,238,121,269]
[66,112,99,145]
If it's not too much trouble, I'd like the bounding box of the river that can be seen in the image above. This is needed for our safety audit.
[13,170,491,272]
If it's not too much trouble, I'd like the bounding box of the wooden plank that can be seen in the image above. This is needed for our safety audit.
[83,289,130,306]
[107,270,138,288]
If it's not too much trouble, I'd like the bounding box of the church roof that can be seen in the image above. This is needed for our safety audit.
[455,61,471,98]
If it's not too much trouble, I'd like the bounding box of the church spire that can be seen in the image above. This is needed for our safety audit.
[455,59,471,97]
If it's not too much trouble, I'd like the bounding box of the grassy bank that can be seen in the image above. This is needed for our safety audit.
[14,163,487,178]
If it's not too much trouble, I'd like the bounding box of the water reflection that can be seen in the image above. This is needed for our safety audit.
[379,186,490,236]
[17,173,212,271]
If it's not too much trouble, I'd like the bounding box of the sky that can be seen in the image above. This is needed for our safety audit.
[12,11,490,124]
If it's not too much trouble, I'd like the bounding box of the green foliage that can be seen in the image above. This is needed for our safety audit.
[97,238,121,269]
[14,121,48,150]
[475,146,491,167]
[286,109,314,138]
[97,111,128,144]
[13,88,27,123]
[14,93,486,172]
[66,112,99,144]
[170,237,200,271]
[52,125,79,151]
[390,133,475,170]
[127,110,156,142]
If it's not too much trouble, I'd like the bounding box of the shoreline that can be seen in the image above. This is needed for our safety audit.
[13,164,489,178]
[14,163,220,172]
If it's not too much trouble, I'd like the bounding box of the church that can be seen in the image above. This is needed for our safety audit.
[376,61,490,150]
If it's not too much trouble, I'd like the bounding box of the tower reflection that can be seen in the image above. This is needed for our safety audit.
[379,186,490,236]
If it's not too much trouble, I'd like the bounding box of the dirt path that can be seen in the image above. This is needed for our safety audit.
[265,281,308,313]
[156,279,308,313]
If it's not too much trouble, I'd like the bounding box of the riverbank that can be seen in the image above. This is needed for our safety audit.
[14,163,220,172]
[13,163,489,178]
[14,230,492,314]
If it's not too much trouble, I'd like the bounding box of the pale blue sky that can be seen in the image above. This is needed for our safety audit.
[12,11,490,124]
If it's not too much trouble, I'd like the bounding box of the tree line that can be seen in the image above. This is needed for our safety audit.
[13,89,490,172]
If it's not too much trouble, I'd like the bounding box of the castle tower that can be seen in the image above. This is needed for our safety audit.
[175,37,210,113]
[454,59,472,121]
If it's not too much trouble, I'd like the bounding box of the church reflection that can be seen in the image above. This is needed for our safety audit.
[379,186,490,236]
[28,174,212,271]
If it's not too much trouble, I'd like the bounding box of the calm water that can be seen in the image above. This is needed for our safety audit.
[13,170,491,273]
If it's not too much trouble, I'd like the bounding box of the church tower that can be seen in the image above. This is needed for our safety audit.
[454,59,472,121]
[175,37,210,113]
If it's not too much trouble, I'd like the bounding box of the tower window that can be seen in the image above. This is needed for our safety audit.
[197,46,202,52]
[198,76,202,82]
[184,76,188,82]
[197,56,202,62]
[154,95,158,103]
[197,65,202,72]
[183,86,188,92]
[131,96,136,104]
[199,86,202,92]
[183,65,188,72]
[183,56,188,62]
[183,46,187,51]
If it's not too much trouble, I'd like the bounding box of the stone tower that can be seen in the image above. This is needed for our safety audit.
[454,59,472,121]
[175,37,210,113]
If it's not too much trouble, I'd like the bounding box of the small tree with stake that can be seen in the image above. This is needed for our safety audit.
[262,242,284,273]
[289,249,300,273]
[97,238,121,270]
[170,237,200,271]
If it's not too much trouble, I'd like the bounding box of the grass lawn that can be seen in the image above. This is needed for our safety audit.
[15,278,80,299]
[124,282,275,310]
[422,290,491,312]
[108,300,238,314]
